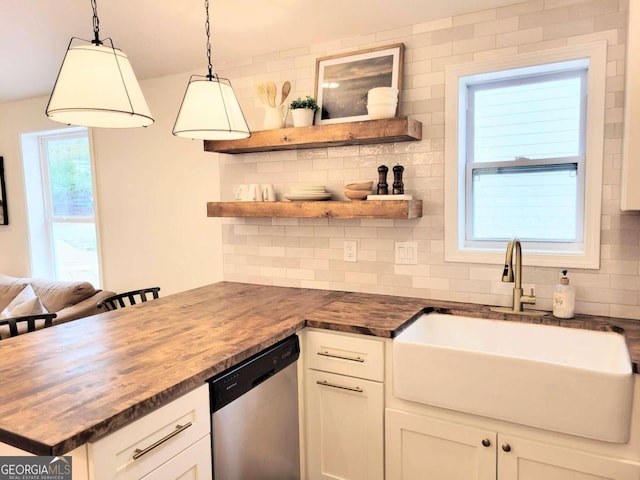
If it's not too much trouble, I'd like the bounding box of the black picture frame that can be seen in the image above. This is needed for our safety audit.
[0,157,8,225]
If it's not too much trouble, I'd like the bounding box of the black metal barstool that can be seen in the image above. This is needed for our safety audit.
[0,313,57,340]
[97,287,161,312]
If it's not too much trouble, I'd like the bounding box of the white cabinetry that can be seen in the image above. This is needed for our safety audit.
[498,434,640,480]
[304,329,384,480]
[622,0,640,210]
[88,384,211,480]
[386,409,495,480]
[386,409,640,480]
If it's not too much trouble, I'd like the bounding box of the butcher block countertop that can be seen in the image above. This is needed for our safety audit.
[0,281,638,456]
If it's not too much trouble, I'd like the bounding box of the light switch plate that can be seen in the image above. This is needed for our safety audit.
[395,242,418,265]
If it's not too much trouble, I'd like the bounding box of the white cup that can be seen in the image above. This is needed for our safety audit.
[234,184,249,201]
[263,184,276,202]
[235,184,263,201]
[248,184,263,201]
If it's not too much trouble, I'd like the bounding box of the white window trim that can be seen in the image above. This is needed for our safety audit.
[444,41,607,269]
[21,127,104,286]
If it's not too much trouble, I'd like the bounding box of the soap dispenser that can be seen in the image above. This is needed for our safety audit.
[553,269,575,318]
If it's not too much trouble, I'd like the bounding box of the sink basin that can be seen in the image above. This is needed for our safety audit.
[393,313,634,443]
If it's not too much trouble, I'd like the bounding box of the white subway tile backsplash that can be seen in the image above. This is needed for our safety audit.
[453,8,497,26]
[474,16,520,37]
[217,0,640,320]
[568,29,618,47]
[413,43,454,60]
[453,35,497,55]
[345,271,379,285]
[473,46,520,61]
[543,17,595,40]
[414,17,454,34]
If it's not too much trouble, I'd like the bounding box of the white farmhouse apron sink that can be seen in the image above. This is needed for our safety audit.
[393,313,634,443]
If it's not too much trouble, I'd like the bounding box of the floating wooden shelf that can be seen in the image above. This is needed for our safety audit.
[204,117,422,154]
[207,200,422,219]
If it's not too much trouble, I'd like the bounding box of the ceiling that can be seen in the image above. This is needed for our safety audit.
[1,0,520,104]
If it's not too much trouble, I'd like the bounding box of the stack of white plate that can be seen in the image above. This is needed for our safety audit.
[284,185,331,201]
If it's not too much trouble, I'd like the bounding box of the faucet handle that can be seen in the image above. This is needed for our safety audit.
[521,287,536,305]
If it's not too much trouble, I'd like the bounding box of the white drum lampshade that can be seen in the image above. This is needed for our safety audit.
[46,41,154,128]
[173,75,250,140]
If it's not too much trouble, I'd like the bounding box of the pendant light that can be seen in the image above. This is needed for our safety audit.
[173,0,250,140]
[46,0,153,128]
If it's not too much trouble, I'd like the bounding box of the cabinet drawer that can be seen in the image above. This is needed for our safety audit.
[305,330,384,381]
[141,434,212,480]
[90,384,210,480]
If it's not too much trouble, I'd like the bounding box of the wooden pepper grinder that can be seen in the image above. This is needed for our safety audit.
[393,164,404,194]
[377,165,389,195]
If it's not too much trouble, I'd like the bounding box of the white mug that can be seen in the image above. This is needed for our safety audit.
[234,184,250,201]
[248,184,263,201]
[234,184,248,201]
[263,184,276,202]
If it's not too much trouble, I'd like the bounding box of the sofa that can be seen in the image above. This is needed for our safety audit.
[0,274,115,332]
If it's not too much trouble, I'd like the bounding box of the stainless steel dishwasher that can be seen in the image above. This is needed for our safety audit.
[208,334,300,479]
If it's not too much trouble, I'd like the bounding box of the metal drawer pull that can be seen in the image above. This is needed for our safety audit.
[317,351,365,363]
[132,422,193,460]
[317,380,363,393]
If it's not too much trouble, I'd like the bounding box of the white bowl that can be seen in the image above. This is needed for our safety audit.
[367,93,398,103]
[368,87,398,97]
[367,103,397,119]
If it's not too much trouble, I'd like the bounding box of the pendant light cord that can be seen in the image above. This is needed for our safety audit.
[205,0,215,80]
[91,0,101,44]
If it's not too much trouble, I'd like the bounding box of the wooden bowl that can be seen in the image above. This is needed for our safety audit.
[345,181,373,191]
[344,189,372,200]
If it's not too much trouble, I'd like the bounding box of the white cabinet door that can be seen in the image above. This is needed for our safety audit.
[385,409,496,480]
[306,369,383,480]
[141,435,212,480]
[89,385,210,480]
[498,435,640,480]
[622,0,640,210]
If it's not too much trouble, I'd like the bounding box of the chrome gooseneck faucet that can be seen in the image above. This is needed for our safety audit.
[495,238,536,313]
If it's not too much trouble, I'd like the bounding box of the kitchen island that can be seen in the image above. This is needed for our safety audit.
[0,281,638,457]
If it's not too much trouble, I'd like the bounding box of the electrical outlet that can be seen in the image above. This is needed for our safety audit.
[344,240,357,262]
[395,241,418,265]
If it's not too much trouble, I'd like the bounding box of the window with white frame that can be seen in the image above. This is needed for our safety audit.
[444,42,607,269]
[21,128,102,286]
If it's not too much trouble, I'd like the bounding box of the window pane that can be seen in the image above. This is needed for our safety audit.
[471,74,583,162]
[45,136,95,217]
[51,222,100,286]
[471,164,578,241]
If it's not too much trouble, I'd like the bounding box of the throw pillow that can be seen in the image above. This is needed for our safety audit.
[0,284,48,319]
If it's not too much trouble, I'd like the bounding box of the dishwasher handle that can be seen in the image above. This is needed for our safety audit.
[252,368,275,387]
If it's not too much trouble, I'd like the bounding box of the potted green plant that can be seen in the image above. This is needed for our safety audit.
[290,96,319,127]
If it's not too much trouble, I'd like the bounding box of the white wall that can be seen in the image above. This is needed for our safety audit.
[0,72,224,295]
